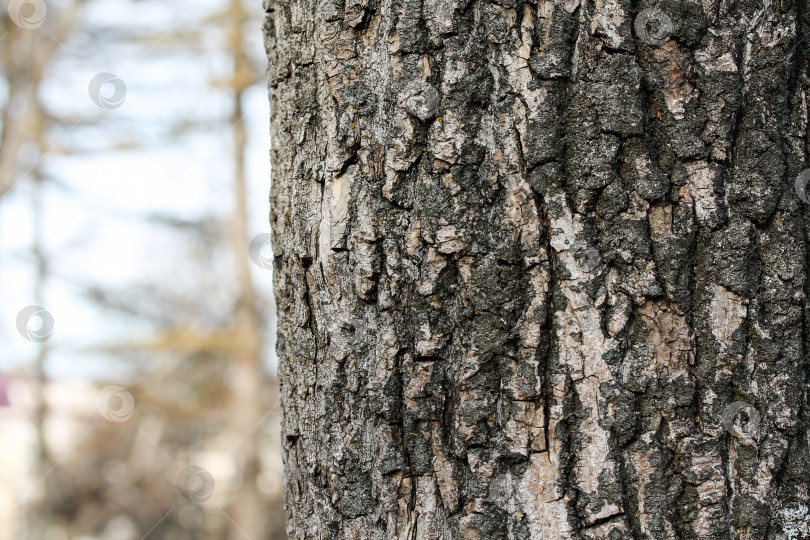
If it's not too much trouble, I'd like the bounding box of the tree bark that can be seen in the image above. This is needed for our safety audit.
[264,0,810,537]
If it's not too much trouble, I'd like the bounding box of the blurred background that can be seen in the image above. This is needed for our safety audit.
[0,0,285,538]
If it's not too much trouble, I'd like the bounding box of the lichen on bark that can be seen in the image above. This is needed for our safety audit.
[265,0,810,537]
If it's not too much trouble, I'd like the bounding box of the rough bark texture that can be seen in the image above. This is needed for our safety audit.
[264,0,810,537]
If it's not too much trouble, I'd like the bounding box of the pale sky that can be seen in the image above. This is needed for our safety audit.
[0,0,276,381]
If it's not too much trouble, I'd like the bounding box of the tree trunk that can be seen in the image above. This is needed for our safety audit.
[264,0,810,537]
[227,1,268,538]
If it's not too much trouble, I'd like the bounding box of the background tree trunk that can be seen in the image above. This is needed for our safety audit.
[264,0,810,537]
